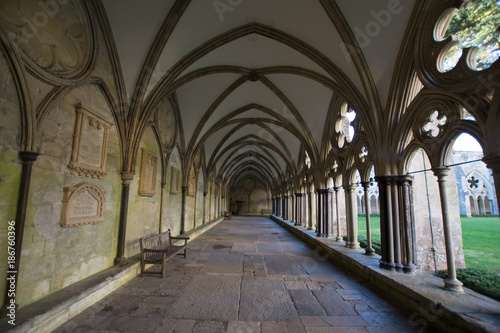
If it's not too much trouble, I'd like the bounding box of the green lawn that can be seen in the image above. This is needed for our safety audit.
[460,216,500,273]
[357,215,500,273]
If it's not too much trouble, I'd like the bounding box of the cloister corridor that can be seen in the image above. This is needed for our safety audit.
[55,217,424,333]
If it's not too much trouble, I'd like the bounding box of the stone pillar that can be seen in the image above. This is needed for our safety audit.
[209,191,212,221]
[361,182,375,256]
[181,186,188,234]
[2,151,38,310]
[334,186,343,242]
[391,178,402,271]
[316,189,332,237]
[203,191,208,224]
[115,171,134,265]
[397,175,417,273]
[375,176,395,271]
[284,196,289,220]
[159,182,167,233]
[290,194,295,223]
[433,167,463,292]
[483,155,500,220]
[294,193,303,226]
[345,184,359,248]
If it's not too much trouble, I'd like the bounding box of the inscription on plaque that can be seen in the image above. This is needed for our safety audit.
[61,183,105,227]
[80,119,105,168]
[68,104,112,179]
[139,149,157,196]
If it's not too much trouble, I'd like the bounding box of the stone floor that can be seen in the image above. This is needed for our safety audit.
[55,217,430,333]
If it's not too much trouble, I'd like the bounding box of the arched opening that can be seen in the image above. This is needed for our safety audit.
[451,132,500,273]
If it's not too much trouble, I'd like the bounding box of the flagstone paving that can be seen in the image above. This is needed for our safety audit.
[55,217,429,332]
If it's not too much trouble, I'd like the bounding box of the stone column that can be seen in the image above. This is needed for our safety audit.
[159,182,167,233]
[433,167,463,292]
[375,176,395,271]
[203,191,208,224]
[180,186,188,234]
[391,178,402,271]
[307,191,313,229]
[316,189,332,237]
[295,193,303,226]
[345,184,360,249]
[2,151,38,310]
[397,175,417,273]
[483,155,500,220]
[290,194,296,223]
[334,186,343,242]
[361,181,375,256]
[116,171,134,265]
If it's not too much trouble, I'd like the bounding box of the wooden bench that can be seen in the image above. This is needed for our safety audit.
[139,229,189,278]
[224,211,232,219]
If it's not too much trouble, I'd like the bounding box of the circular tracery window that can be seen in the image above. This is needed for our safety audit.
[436,0,500,72]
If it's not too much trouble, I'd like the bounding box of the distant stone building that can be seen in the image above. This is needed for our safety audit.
[453,151,499,216]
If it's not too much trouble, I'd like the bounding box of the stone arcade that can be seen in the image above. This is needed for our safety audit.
[0,0,499,332]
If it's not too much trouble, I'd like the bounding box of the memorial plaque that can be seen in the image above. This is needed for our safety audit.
[139,149,157,196]
[61,183,105,227]
[68,104,112,179]
[170,167,179,195]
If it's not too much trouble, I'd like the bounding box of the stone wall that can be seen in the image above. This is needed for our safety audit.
[18,86,122,306]
[409,150,465,272]
[124,127,162,258]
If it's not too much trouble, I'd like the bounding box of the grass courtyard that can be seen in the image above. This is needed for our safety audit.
[357,215,500,273]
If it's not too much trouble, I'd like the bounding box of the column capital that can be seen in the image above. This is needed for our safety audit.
[361,181,371,189]
[333,186,342,192]
[19,151,40,163]
[203,191,208,196]
[483,154,500,172]
[432,166,450,180]
[343,184,357,192]
[181,186,188,192]
[316,188,331,194]
[121,171,135,184]
[295,192,303,197]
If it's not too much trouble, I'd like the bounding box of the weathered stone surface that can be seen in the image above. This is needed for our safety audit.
[168,274,241,320]
[239,279,299,322]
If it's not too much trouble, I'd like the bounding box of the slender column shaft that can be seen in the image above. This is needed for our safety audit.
[116,172,134,265]
[375,176,395,271]
[334,187,342,242]
[295,193,302,226]
[159,182,166,233]
[181,186,188,234]
[2,152,38,310]
[433,167,463,292]
[308,191,313,229]
[346,184,359,249]
[203,192,208,224]
[391,179,402,271]
[398,175,417,273]
[362,182,375,256]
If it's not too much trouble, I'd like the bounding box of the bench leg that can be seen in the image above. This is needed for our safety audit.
[140,259,145,277]
[161,255,166,278]
[184,248,187,258]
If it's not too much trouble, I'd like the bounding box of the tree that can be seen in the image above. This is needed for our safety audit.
[444,0,500,70]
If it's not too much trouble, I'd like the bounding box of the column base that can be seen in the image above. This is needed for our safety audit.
[350,242,360,249]
[403,263,417,274]
[364,247,376,256]
[336,236,343,242]
[444,278,464,292]
[114,256,128,266]
[379,260,396,271]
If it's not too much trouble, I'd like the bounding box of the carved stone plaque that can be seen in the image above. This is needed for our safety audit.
[68,104,112,179]
[170,167,179,195]
[61,183,105,227]
[139,149,157,196]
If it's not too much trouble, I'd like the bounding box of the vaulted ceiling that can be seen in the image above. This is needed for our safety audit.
[102,0,416,190]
